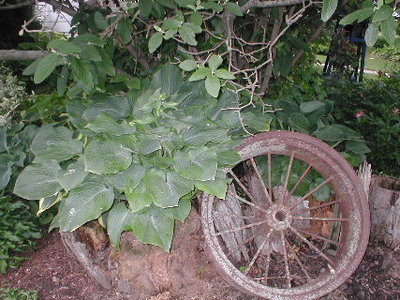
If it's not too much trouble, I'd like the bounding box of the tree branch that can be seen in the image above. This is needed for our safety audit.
[41,0,77,16]
[0,0,35,10]
[0,50,48,61]
[241,0,311,12]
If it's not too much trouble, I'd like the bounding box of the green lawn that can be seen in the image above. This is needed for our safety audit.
[315,48,400,74]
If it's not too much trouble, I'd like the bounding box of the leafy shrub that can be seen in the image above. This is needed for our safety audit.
[13,65,243,251]
[0,287,38,300]
[327,75,400,177]
[0,196,42,274]
[374,45,400,62]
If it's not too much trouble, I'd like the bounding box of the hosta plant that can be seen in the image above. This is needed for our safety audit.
[13,65,242,251]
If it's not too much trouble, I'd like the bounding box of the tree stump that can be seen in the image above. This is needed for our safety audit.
[368,175,400,248]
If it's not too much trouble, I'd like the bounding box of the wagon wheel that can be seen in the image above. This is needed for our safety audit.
[200,131,370,300]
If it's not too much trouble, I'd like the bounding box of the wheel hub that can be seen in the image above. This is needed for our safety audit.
[265,205,292,230]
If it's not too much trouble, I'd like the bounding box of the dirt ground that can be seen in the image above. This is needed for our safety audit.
[1,231,400,300]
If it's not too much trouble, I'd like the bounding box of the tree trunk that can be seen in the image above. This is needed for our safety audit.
[368,175,400,248]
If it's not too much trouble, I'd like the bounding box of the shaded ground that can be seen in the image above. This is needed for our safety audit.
[1,232,400,300]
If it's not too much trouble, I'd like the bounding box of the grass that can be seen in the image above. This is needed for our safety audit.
[0,287,38,300]
[315,48,400,74]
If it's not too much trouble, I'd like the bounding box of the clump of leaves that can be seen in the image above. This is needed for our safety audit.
[0,287,38,300]
[0,196,42,274]
[0,67,31,127]
[13,65,242,251]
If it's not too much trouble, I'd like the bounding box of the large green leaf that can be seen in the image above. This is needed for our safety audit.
[117,18,133,44]
[208,55,223,71]
[135,134,161,155]
[300,101,326,113]
[69,56,94,90]
[67,100,89,128]
[182,126,229,146]
[107,164,146,191]
[179,24,197,45]
[345,141,371,154]
[339,7,374,25]
[34,53,61,84]
[57,160,88,191]
[365,23,379,46]
[129,205,175,251]
[14,162,62,200]
[321,0,338,22]
[173,147,217,181]
[31,127,83,162]
[58,178,114,231]
[84,140,132,174]
[167,196,192,222]
[205,74,220,98]
[38,195,60,215]
[126,178,154,212]
[314,125,362,142]
[83,96,130,120]
[0,166,12,190]
[380,18,397,44]
[195,170,228,199]
[85,113,136,136]
[106,202,133,248]
[288,112,310,134]
[372,5,393,23]
[94,11,109,30]
[226,2,243,16]
[216,149,241,167]
[148,32,163,53]
[96,49,115,76]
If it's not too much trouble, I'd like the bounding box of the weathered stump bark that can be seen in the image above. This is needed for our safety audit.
[368,175,400,248]
[61,210,251,299]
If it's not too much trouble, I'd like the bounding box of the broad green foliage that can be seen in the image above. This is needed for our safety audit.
[15,65,242,251]
[0,196,42,274]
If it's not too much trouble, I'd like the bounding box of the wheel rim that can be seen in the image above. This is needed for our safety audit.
[200,131,370,300]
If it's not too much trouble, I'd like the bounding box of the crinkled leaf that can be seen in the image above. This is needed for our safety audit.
[226,2,243,16]
[208,55,223,71]
[67,100,89,128]
[205,74,220,98]
[117,18,133,44]
[148,32,163,53]
[0,166,12,190]
[57,65,69,96]
[217,149,241,167]
[84,96,130,120]
[126,177,154,212]
[339,7,374,25]
[85,113,136,136]
[288,112,310,134]
[182,126,229,146]
[179,60,197,71]
[106,202,133,248]
[84,140,132,174]
[365,23,379,46]
[314,125,362,142]
[69,56,94,90]
[380,18,397,44]
[14,162,62,200]
[58,178,114,231]
[80,45,102,62]
[372,5,393,23]
[34,53,61,84]
[189,66,210,81]
[321,0,338,22]
[108,163,145,191]
[57,160,88,191]
[129,205,175,251]
[195,170,228,199]
[167,196,192,222]
[214,69,235,80]
[96,49,115,76]
[135,134,161,155]
[31,127,83,162]
[173,147,217,181]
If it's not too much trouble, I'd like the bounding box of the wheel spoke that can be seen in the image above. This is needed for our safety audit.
[250,158,273,206]
[244,228,273,276]
[292,200,340,215]
[213,211,254,220]
[285,237,312,282]
[280,152,295,204]
[263,250,272,285]
[227,190,268,213]
[267,153,273,201]
[214,219,269,236]
[297,229,340,246]
[288,225,336,267]
[288,177,333,210]
[283,165,312,205]
[291,216,347,222]
[280,231,292,288]
[226,232,260,259]
[229,170,259,204]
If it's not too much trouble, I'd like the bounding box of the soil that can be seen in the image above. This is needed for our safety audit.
[1,231,400,300]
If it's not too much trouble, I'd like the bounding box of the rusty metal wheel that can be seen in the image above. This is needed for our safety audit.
[200,131,370,300]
